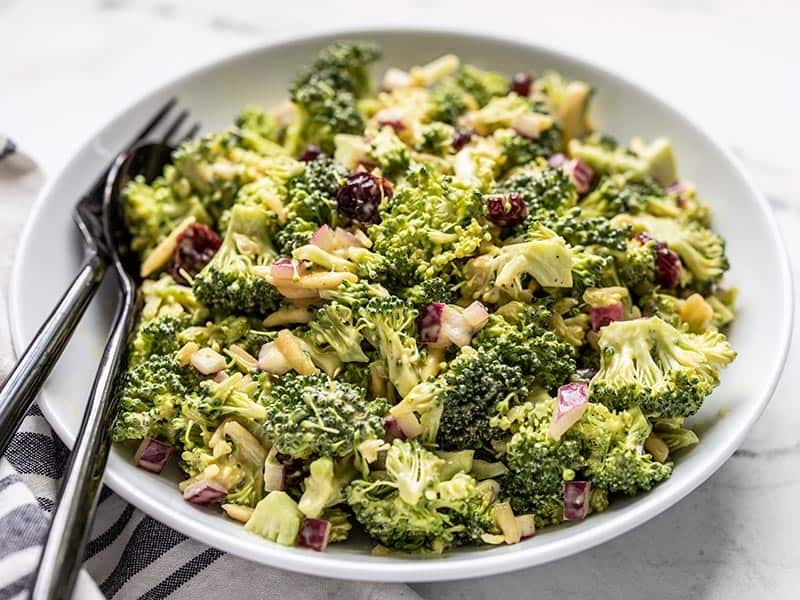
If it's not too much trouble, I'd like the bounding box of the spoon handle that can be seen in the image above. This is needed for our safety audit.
[0,251,106,456]
[31,270,137,600]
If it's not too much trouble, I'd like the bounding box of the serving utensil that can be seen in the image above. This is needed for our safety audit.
[0,98,197,457]
[30,131,195,599]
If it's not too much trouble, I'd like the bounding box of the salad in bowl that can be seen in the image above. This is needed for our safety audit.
[113,41,736,555]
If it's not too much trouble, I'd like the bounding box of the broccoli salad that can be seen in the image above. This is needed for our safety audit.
[114,41,737,554]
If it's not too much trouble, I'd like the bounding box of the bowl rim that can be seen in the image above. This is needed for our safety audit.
[8,25,794,582]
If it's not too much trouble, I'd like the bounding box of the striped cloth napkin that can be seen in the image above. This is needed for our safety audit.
[0,141,423,600]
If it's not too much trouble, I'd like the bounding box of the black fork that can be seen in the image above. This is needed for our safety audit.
[0,99,199,456]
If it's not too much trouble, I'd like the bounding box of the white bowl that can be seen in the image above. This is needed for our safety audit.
[9,28,792,582]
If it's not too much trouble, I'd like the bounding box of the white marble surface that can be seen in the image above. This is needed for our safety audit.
[2,1,800,598]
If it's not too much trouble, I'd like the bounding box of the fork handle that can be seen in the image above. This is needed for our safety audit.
[0,251,106,456]
[31,271,137,600]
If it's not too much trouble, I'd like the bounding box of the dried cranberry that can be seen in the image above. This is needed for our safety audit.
[452,128,474,151]
[654,243,682,288]
[336,172,392,224]
[298,144,323,162]
[485,192,529,227]
[168,223,221,283]
[509,72,533,97]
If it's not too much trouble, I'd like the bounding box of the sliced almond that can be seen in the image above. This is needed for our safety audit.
[275,330,318,375]
[221,503,254,523]
[176,341,200,367]
[263,306,314,327]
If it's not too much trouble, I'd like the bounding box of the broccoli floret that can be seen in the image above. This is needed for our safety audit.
[234,105,283,150]
[288,41,380,153]
[472,304,575,391]
[416,122,456,156]
[245,491,304,546]
[129,314,188,366]
[370,167,489,285]
[180,373,268,431]
[307,302,369,363]
[263,373,388,459]
[392,346,527,449]
[171,133,294,223]
[193,204,282,315]
[319,279,390,311]
[496,164,578,213]
[436,347,528,450]
[139,274,208,322]
[581,405,673,495]
[368,126,410,178]
[637,290,686,328]
[122,174,210,258]
[358,295,423,397]
[427,81,470,125]
[463,228,573,303]
[568,136,677,187]
[462,95,533,136]
[497,125,564,172]
[400,277,458,307]
[274,157,347,253]
[177,315,256,352]
[501,397,585,526]
[298,456,357,518]
[569,245,614,294]
[112,353,200,444]
[581,175,678,219]
[590,316,736,417]
[615,237,657,291]
[456,65,509,107]
[346,440,496,552]
[615,214,729,291]
[532,70,594,143]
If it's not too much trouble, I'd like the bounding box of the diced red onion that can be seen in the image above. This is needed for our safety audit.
[462,301,489,329]
[418,302,445,344]
[298,518,332,552]
[134,438,172,474]
[590,301,624,331]
[548,153,567,168]
[213,370,229,383]
[264,462,286,492]
[384,416,407,441]
[270,257,297,280]
[568,159,594,193]
[563,481,591,521]
[183,480,227,506]
[549,382,589,441]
